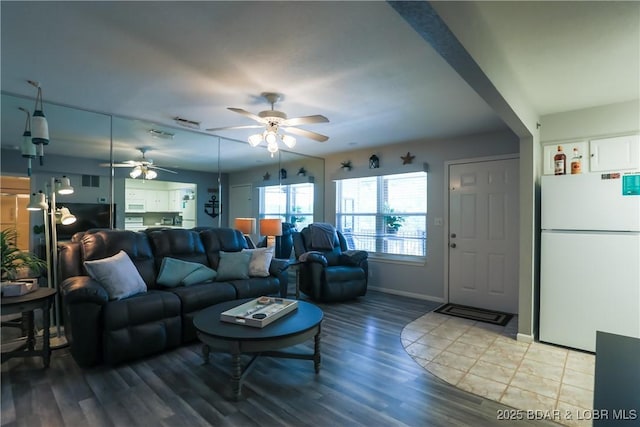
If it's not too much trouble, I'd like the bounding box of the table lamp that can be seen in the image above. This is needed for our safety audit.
[259,218,283,251]
[235,218,256,248]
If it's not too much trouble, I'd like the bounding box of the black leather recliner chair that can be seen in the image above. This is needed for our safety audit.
[293,224,368,302]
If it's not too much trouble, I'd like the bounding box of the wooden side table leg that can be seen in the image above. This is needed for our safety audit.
[25,311,35,351]
[42,302,51,368]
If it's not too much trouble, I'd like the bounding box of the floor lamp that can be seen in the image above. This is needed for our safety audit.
[27,176,75,348]
[234,218,256,248]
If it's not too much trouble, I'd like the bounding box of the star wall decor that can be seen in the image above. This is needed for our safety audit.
[263,172,271,181]
[401,152,415,165]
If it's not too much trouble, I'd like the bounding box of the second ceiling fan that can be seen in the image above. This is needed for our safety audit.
[207,92,329,154]
[101,147,177,180]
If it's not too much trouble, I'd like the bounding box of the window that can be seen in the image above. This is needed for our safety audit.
[259,183,314,230]
[336,171,427,258]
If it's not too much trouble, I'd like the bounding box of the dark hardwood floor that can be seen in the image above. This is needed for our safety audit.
[1,291,557,427]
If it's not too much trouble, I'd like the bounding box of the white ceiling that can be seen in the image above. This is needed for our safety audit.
[1,1,638,172]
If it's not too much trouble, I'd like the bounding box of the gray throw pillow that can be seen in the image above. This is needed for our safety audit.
[216,251,251,281]
[83,250,147,300]
[157,257,217,287]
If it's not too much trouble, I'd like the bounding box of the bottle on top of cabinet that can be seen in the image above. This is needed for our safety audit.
[570,148,582,174]
[554,145,566,175]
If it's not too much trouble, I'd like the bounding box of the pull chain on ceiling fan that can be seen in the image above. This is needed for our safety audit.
[206,92,329,156]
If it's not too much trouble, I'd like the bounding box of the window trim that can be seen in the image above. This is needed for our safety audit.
[335,170,427,260]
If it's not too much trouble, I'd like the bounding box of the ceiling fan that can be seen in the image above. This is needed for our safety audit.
[100,147,177,180]
[206,92,329,155]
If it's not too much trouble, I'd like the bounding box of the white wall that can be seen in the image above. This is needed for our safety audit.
[541,100,640,143]
[323,129,519,301]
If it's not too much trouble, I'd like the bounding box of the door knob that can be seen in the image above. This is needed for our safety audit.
[450,243,457,248]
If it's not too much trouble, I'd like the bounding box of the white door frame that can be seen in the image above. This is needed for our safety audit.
[442,154,520,309]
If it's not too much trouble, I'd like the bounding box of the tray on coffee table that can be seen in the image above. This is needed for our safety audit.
[220,297,298,328]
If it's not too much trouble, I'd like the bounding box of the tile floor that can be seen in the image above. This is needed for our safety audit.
[401,312,596,427]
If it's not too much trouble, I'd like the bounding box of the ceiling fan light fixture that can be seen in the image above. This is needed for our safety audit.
[267,140,279,155]
[282,134,296,148]
[264,130,278,144]
[145,169,158,180]
[130,165,142,178]
[248,133,263,147]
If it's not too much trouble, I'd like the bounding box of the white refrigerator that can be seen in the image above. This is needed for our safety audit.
[540,173,640,352]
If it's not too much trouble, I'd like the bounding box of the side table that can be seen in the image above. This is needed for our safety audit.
[287,260,302,299]
[1,287,56,368]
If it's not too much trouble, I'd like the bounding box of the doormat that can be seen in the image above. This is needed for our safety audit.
[434,303,513,326]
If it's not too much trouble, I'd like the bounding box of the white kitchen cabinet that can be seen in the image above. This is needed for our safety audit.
[542,141,588,175]
[145,190,170,212]
[589,134,640,172]
[125,189,147,212]
[169,190,183,212]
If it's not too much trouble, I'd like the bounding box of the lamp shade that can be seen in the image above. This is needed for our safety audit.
[27,192,48,211]
[234,218,256,235]
[57,207,77,225]
[57,176,74,195]
[260,218,282,236]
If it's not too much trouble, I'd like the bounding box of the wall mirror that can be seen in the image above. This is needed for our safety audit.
[1,92,324,252]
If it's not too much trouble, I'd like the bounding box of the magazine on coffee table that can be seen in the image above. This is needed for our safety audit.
[220,296,298,328]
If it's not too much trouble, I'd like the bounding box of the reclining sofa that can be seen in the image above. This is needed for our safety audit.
[58,228,288,367]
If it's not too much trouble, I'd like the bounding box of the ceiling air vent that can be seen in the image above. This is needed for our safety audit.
[173,116,201,130]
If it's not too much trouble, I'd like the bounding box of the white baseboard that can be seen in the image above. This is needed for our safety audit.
[516,333,534,343]
[368,286,445,303]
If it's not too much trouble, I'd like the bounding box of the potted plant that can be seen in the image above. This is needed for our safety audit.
[290,207,306,230]
[1,228,47,281]
[384,207,405,234]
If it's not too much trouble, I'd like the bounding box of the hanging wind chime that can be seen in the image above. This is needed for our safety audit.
[28,80,49,165]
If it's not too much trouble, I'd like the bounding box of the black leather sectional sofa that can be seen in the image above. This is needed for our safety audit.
[58,228,288,367]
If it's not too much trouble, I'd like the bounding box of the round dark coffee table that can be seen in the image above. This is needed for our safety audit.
[193,299,323,400]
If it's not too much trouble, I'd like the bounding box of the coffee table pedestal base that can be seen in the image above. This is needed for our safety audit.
[198,324,321,400]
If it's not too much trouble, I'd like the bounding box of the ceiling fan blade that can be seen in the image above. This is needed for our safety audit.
[227,107,266,124]
[99,162,138,167]
[206,124,264,132]
[149,165,178,174]
[282,126,329,142]
[283,115,329,127]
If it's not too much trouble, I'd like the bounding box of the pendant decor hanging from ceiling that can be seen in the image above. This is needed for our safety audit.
[28,80,50,165]
[18,107,36,176]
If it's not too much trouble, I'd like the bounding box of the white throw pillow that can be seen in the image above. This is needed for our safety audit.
[243,247,274,277]
[83,250,147,300]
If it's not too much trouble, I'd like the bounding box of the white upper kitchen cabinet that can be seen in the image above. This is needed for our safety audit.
[168,190,183,212]
[589,134,640,172]
[145,190,170,212]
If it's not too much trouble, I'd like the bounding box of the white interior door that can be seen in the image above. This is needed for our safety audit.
[448,158,519,313]
[229,183,253,228]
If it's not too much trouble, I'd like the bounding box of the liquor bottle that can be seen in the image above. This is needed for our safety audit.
[554,145,566,175]
[570,148,582,174]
